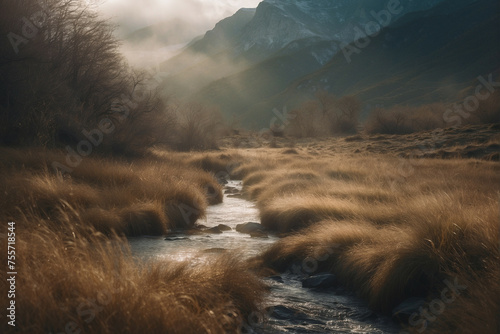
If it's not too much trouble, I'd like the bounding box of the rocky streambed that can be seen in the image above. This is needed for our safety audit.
[128,181,399,333]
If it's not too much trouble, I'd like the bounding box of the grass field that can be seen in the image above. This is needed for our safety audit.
[227,125,499,333]
[1,123,499,333]
[0,147,265,333]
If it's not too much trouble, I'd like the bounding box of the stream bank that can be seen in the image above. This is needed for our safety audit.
[129,181,399,333]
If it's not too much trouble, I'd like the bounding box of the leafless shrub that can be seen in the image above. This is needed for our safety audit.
[175,103,225,151]
[474,89,500,124]
[0,0,177,155]
[330,95,361,134]
[286,101,326,138]
[286,91,360,138]
[365,104,446,135]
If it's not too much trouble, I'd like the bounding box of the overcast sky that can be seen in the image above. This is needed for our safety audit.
[98,0,262,36]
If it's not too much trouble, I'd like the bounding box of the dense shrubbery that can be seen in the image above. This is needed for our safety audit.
[364,89,500,135]
[286,91,361,138]
[174,103,225,151]
[0,0,223,153]
[287,82,499,138]
[364,104,446,135]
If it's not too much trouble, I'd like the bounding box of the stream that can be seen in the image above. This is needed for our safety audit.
[128,181,400,334]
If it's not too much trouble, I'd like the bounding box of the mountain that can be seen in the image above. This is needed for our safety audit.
[125,18,207,47]
[121,18,212,67]
[167,0,445,64]
[248,0,500,125]
[159,0,498,128]
[231,0,446,61]
[160,0,445,94]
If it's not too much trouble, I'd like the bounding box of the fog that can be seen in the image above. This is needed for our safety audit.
[97,0,261,67]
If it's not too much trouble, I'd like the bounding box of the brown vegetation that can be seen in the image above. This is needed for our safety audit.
[0,225,266,334]
[232,147,499,333]
[286,91,361,138]
[0,146,270,333]
[0,147,227,236]
[0,0,226,154]
[173,103,226,151]
[364,104,447,135]
[364,90,500,135]
[1,124,498,333]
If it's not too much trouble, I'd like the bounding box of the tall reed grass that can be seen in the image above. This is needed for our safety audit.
[0,224,266,333]
[0,147,227,236]
[236,148,499,333]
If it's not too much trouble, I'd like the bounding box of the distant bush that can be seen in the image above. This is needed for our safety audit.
[174,103,225,151]
[474,89,500,124]
[364,104,446,135]
[327,95,361,134]
[365,88,500,135]
[286,91,361,138]
[287,100,326,138]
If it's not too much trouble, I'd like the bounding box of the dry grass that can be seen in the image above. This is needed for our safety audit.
[2,127,499,333]
[0,224,266,333]
[0,147,271,333]
[235,147,499,333]
[0,147,226,236]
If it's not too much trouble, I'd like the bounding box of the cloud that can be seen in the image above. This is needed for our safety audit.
[98,0,262,37]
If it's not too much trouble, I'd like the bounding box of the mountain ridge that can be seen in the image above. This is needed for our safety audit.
[159,0,498,128]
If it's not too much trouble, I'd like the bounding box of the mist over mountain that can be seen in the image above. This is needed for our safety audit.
[125,18,206,47]
[166,0,444,65]
[121,18,209,67]
[158,0,499,128]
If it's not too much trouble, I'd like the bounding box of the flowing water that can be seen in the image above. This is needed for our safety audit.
[128,181,399,334]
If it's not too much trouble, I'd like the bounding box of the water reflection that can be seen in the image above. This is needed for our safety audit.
[128,181,399,334]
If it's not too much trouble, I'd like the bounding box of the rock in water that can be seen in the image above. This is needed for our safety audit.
[204,226,223,234]
[267,276,284,283]
[217,224,232,231]
[236,222,264,234]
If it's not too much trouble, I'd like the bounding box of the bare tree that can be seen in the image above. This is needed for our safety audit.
[0,0,176,154]
[331,95,361,134]
[175,103,224,151]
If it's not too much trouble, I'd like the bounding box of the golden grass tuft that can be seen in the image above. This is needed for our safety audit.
[260,196,358,232]
[0,147,227,236]
[238,148,499,332]
[0,224,267,334]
